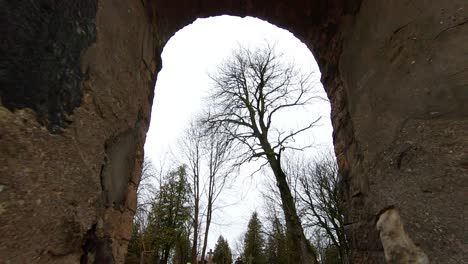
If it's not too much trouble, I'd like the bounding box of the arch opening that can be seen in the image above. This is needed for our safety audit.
[136,15,336,263]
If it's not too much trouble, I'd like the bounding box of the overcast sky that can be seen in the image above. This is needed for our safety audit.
[143,15,333,253]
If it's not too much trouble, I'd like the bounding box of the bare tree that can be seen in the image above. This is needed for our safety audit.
[136,157,160,223]
[179,121,203,264]
[179,120,237,264]
[200,128,236,264]
[233,233,245,260]
[131,157,166,263]
[204,43,321,263]
[287,153,349,263]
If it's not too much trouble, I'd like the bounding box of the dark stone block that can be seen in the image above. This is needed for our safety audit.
[81,224,114,264]
[0,0,97,133]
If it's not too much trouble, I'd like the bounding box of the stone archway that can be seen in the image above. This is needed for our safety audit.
[0,0,466,263]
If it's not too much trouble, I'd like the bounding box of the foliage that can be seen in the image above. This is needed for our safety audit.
[126,222,143,264]
[126,164,192,264]
[147,165,192,263]
[173,229,192,264]
[242,212,266,264]
[263,215,293,264]
[213,235,233,264]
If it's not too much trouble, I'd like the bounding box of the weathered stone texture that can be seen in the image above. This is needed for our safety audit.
[0,0,466,263]
[338,1,467,263]
[1,0,155,262]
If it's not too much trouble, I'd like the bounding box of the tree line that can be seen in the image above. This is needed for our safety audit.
[126,43,348,264]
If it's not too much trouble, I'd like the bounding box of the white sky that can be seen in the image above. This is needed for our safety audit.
[144,15,333,253]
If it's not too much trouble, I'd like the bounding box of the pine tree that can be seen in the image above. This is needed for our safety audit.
[125,222,142,264]
[242,212,266,264]
[213,235,233,264]
[145,165,192,264]
[173,230,191,264]
[264,216,292,264]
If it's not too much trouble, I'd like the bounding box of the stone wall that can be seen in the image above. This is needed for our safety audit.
[337,1,467,263]
[1,0,156,262]
[0,0,466,263]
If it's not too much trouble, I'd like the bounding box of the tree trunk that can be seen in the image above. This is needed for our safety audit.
[200,203,212,264]
[161,245,171,264]
[192,199,199,264]
[266,152,318,264]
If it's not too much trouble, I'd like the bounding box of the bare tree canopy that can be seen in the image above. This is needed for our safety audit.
[285,152,349,263]
[204,43,321,263]
[205,43,322,166]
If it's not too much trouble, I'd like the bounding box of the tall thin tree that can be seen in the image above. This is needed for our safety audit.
[179,120,236,264]
[179,122,203,264]
[200,129,236,264]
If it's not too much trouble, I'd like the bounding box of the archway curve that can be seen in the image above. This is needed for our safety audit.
[0,0,466,263]
[144,14,333,254]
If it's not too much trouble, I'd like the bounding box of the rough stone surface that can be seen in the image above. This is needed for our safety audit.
[338,1,467,263]
[1,0,154,262]
[0,0,466,263]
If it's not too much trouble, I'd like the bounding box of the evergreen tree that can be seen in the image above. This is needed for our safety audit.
[242,212,266,264]
[213,235,233,264]
[264,235,278,264]
[145,165,192,264]
[264,216,292,264]
[126,222,142,264]
[173,230,192,264]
